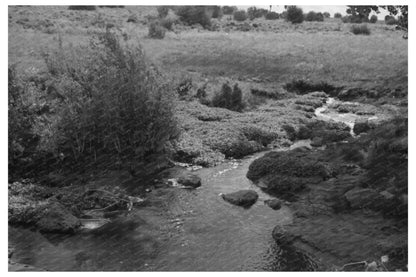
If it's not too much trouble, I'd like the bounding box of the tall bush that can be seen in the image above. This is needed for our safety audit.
[43,31,179,170]
[286,6,304,24]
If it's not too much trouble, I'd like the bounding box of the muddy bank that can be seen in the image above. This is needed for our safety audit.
[247,117,408,271]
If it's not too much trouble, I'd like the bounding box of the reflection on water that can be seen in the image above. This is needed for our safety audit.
[9,153,301,271]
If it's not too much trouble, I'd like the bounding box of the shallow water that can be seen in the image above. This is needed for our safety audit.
[9,152,298,271]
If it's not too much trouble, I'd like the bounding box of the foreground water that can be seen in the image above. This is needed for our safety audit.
[9,151,301,271]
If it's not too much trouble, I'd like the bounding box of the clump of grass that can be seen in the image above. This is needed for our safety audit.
[68,6,96,11]
[350,24,371,35]
[148,21,166,39]
[160,17,175,31]
[233,10,247,22]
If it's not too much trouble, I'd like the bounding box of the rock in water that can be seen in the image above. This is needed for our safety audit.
[221,190,258,207]
[353,120,372,135]
[36,202,81,233]
[177,173,202,188]
[264,199,283,210]
[272,225,297,247]
[344,187,382,209]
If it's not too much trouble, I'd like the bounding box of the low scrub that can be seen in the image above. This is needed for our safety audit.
[250,88,281,99]
[350,24,371,35]
[284,79,342,96]
[68,6,96,11]
[334,12,342,18]
[148,21,166,39]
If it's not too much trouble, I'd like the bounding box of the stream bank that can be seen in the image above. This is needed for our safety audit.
[9,94,407,271]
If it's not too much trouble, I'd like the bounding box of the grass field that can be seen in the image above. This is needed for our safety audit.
[8,5,408,166]
[9,6,408,90]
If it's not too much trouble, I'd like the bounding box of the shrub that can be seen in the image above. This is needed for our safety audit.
[157,6,169,18]
[247,7,268,20]
[385,15,397,25]
[210,6,223,19]
[43,31,179,172]
[341,15,350,23]
[127,14,138,23]
[160,17,175,30]
[222,6,237,15]
[68,6,96,11]
[323,12,330,18]
[211,83,244,112]
[98,6,124,8]
[286,6,304,24]
[350,24,370,35]
[334,12,342,18]
[284,79,342,96]
[8,67,39,180]
[369,15,378,23]
[148,21,166,39]
[265,11,279,20]
[233,10,247,22]
[175,6,211,29]
[305,11,324,22]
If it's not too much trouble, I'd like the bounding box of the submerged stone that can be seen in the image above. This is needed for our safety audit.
[221,190,258,207]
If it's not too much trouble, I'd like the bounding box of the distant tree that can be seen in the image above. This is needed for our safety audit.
[233,10,248,22]
[247,7,268,20]
[347,5,407,30]
[346,5,377,22]
[222,6,237,15]
[323,12,330,18]
[385,15,398,25]
[210,6,223,19]
[305,11,324,22]
[285,6,304,24]
[157,6,169,18]
[265,11,279,20]
[369,15,378,23]
[334,12,342,18]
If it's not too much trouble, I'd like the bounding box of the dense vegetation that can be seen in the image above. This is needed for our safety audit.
[9,31,179,181]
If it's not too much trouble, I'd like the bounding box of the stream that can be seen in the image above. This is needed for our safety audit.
[9,97,380,271]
